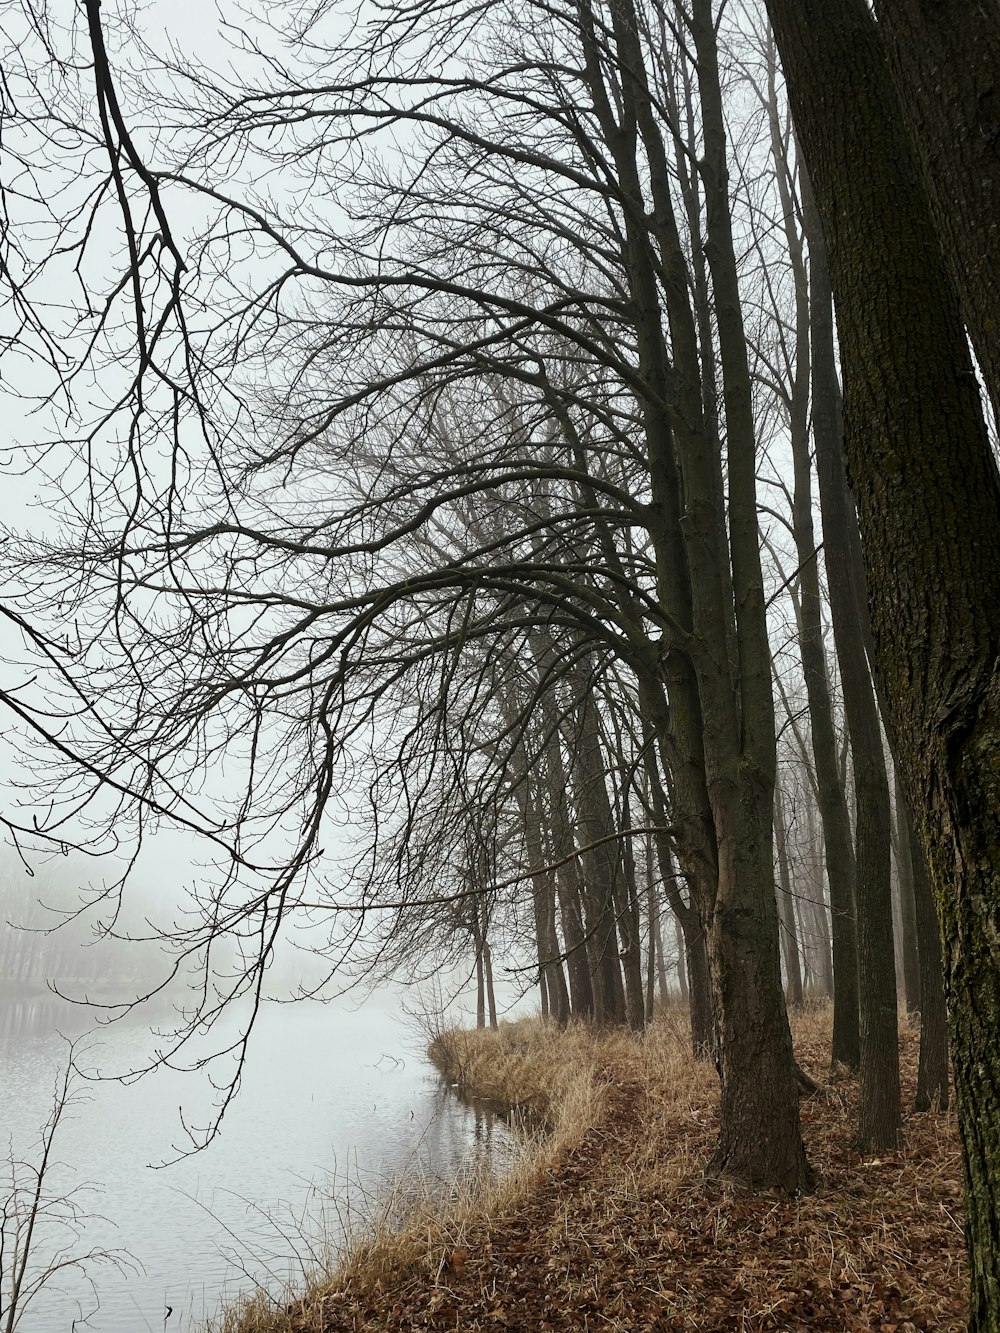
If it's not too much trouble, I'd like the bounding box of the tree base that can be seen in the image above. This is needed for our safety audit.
[706,1139,816,1197]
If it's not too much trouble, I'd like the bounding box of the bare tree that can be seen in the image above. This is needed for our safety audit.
[2,0,830,1190]
[1,1050,132,1331]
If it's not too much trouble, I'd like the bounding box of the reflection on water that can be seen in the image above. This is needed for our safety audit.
[0,996,513,1331]
[0,989,71,1039]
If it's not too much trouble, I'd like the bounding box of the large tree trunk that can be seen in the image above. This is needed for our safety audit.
[706,787,812,1191]
[766,0,1000,1318]
[690,0,811,1192]
[873,0,1000,427]
[575,0,808,1185]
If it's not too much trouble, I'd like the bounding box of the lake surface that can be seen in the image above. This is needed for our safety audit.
[0,997,511,1331]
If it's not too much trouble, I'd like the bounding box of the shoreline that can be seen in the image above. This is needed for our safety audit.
[210,1008,967,1332]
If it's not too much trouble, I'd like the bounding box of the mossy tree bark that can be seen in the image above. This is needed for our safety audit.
[766,0,1000,1317]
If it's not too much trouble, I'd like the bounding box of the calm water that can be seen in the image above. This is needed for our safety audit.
[0,998,511,1331]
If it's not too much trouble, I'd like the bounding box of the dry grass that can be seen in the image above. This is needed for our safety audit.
[427,1018,615,1133]
[207,1005,967,1332]
[208,1019,605,1332]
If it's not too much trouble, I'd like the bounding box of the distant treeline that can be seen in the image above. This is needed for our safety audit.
[0,858,162,997]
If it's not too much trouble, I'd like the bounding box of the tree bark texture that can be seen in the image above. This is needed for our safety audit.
[893,771,922,1017]
[898,785,951,1112]
[689,0,811,1192]
[874,0,1000,426]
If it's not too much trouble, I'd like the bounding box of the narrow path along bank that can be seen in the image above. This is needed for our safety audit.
[219,1009,967,1332]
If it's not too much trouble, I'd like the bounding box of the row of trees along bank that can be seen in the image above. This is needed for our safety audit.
[0,0,998,1323]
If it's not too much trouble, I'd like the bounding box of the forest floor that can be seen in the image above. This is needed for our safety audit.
[216,1005,967,1332]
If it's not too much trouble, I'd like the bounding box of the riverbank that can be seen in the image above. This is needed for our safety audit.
[214,1007,967,1331]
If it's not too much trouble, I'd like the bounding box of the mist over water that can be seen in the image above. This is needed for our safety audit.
[0,997,512,1332]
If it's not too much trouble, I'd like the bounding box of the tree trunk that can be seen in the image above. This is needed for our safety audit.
[804,178,901,1151]
[804,800,834,999]
[642,738,713,1055]
[893,771,922,1018]
[769,62,859,1059]
[474,935,485,1030]
[503,691,571,1027]
[899,790,950,1112]
[873,0,1000,427]
[543,873,571,1028]
[705,800,812,1191]
[615,786,648,1029]
[689,0,811,1192]
[531,637,594,1019]
[673,916,687,1006]
[766,0,1000,1315]
[774,782,805,1009]
[569,672,628,1026]
[685,926,714,1060]
[645,834,658,1017]
[576,0,808,1184]
[484,938,498,1031]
